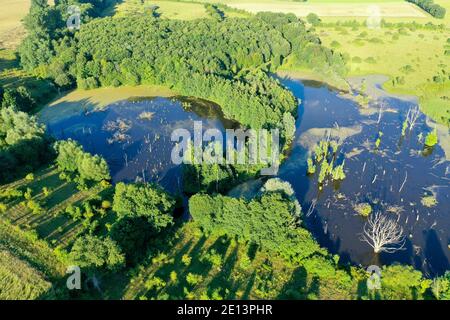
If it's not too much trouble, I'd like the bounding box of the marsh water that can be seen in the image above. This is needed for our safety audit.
[40,79,450,276]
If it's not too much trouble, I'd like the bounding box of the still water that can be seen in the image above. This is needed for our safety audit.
[278,77,449,276]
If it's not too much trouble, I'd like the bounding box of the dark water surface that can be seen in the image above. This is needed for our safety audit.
[278,77,449,276]
[43,81,449,276]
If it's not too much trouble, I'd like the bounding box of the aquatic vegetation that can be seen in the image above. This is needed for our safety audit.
[424,128,438,147]
[421,195,438,207]
[307,157,316,174]
[386,205,404,215]
[332,161,346,181]
[354,203,372,217]
[375,131,383,149]
[307,138,346,188]
[401,120,408,136]
[138,111,155,121]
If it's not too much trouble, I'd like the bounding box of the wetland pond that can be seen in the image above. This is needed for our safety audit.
[39,79,450,276]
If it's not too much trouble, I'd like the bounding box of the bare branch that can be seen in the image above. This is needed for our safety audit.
[360,212,406,253]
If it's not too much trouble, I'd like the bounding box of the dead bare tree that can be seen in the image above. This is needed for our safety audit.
[360,212,406,253]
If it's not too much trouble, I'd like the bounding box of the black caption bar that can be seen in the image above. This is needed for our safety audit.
[1,300,446,319]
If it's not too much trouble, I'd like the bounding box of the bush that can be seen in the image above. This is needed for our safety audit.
[182,254,192,266]
[330,40,341,48]
[432,271,450,300]
[365,57,377,64]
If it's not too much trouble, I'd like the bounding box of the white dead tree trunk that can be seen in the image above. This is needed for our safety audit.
[360,212,406,253]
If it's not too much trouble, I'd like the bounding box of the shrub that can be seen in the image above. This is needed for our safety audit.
[145,276,166,291]
[330,40,341,48]
[424,128,438,147]
[201,249,223,270]
[421,195,437,207]
[170,271,178,283]
[182,254,192,266]
[432,271,450,300]
[365,57,377,64]
[101,200,112,210]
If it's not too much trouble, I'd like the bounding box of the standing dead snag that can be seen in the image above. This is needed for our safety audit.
[360,212,406,253]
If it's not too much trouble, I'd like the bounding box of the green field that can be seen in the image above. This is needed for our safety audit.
[313,16,449,125]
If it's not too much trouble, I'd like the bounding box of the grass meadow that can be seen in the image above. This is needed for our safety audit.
[115,223,357,300]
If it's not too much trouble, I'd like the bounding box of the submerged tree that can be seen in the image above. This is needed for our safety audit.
[360,212,405,254]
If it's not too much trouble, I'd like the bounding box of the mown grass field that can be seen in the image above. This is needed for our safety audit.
[220,0,427,18]
[0,166,108,248]
[194,0,450,25]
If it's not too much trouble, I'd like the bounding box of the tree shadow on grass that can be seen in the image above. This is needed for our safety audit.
[207,245,240,299]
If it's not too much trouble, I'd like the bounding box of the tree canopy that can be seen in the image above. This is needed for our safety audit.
[68,235,125,271]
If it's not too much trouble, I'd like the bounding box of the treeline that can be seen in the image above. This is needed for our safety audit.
[19,9,346,135]
[0,86,36,113]
[189,183,323,263]
[407,0,446,19]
